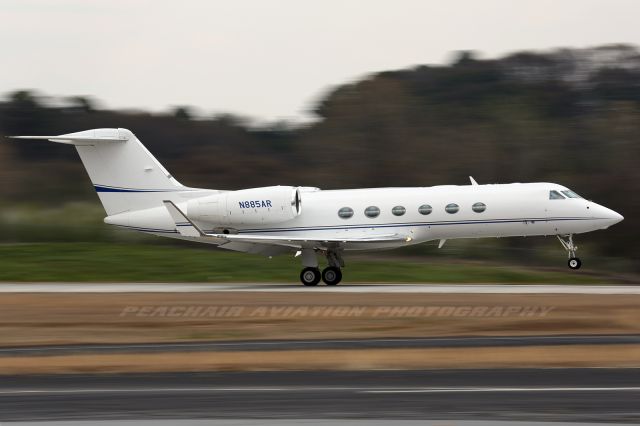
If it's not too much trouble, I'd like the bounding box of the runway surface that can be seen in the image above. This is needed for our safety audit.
[1,369,639,422]
[1,334,638,357]
[0,282,638,293]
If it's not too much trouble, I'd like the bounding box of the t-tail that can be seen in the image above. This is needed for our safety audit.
[8,128,200,215]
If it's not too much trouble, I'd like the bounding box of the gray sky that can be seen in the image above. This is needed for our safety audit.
[2,0,639,122]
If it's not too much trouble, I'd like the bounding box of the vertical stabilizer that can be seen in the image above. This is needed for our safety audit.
[10,128,198,215]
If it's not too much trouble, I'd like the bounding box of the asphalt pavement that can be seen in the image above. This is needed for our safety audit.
[1,334,639,357]
[0,369,639,422]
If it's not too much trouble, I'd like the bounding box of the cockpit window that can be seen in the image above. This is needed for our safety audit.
[561,190,582,199]
[549,190,565,200]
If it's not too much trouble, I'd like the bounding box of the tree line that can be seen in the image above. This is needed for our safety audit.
[0,44,638,264]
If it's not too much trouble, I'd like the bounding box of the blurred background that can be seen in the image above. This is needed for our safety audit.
[2,4,639,423]
[0,0,638,279]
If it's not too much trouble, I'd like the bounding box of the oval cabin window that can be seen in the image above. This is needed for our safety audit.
[338,207,354,219]
[364,206,380,218]
[392,206,406,216]
[472,202,486,213]
[418,204,432,215]
[445,203,459,214]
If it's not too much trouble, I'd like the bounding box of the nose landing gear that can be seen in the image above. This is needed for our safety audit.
[557,234,581,270]
[568,257,582,270]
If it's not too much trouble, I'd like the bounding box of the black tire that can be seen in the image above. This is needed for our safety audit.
[300,267,321,286]
[322,266,342,285]
[568,257,582,270]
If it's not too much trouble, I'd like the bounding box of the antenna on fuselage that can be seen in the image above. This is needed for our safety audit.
[469,176,479,185]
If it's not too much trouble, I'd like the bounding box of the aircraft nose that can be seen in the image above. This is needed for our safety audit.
[600,206,623,226]
[610,210,624,224]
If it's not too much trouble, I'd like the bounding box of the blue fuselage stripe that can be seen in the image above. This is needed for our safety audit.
[113,217,599,235]
[94,185,180,193]
[93,184,201,193]
[236,217,596,234]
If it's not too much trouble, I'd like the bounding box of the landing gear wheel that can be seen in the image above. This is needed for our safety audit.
[300,267,321,286]
[322,266,342,285]
[558,235,581,270]
[568,257,582,270]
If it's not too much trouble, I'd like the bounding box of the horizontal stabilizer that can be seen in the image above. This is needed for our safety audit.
[8,135,127,145]
[8,129,128,145]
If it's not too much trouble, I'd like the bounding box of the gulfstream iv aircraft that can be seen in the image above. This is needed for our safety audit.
[10,128,623,285]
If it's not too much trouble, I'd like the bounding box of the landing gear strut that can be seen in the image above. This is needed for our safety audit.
[322,249,344,285]
[557,234,581,270]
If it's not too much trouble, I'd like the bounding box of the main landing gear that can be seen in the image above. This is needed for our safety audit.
[300,267,321,286]
[298,249,344,286]
[322,266,342,285]
[557,234,581,270]
[299,266,342,286]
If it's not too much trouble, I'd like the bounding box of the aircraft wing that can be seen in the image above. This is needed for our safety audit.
[163,200,411,249]
[207,232,411,247]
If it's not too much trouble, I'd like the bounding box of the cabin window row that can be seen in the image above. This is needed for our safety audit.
[338,202,487,219]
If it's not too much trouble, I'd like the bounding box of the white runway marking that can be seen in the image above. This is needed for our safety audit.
[0,283,638,294]
[363,386,640,393]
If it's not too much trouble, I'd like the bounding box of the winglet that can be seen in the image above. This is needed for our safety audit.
[469,176,478,185]
[163,200,205,237]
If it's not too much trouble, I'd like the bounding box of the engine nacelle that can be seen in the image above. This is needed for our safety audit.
[187,186,301,226]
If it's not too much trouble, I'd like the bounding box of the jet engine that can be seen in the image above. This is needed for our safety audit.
[187,186,301,226]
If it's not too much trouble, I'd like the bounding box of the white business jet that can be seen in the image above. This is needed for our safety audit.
[10,128,623,286]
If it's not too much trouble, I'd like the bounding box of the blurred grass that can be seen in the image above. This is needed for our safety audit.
[0,242,608,283]
[0,202,142,243]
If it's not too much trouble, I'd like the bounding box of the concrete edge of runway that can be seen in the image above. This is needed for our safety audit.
[0,282,638,293]
[2,421,634,426]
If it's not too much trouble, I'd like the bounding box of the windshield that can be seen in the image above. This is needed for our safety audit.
[561,190,582,199]
[549,190,565,200]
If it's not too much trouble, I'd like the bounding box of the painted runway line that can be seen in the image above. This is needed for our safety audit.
[1,385,640,396]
